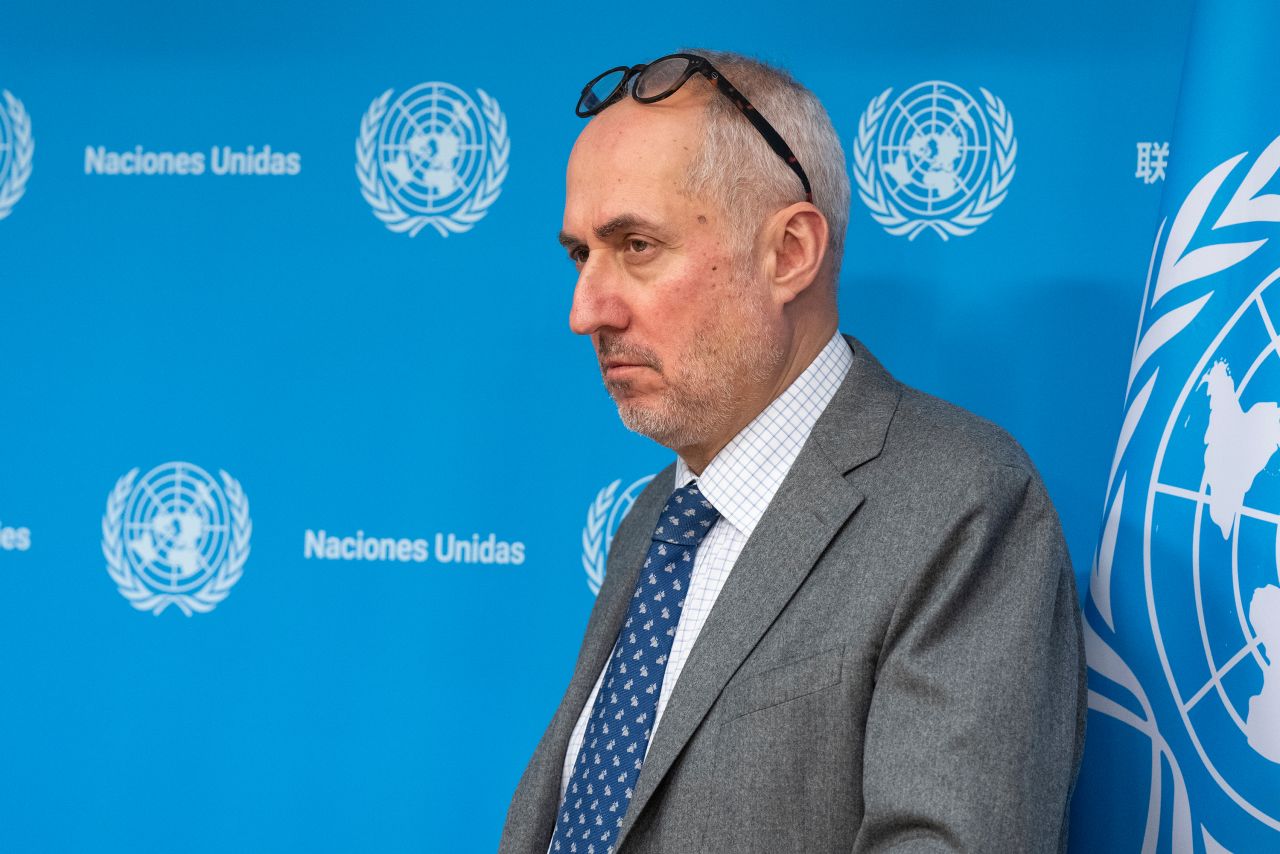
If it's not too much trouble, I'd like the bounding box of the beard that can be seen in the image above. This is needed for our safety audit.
[595,285,786,451]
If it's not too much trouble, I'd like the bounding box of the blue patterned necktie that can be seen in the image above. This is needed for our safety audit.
[549,481,720,854]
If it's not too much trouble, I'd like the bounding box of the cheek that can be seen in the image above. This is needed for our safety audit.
[626,242,740,350]
[652,273,721,334]
[666,247,736,301]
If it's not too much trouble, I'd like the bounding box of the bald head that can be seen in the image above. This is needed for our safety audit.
[564,85,720,250]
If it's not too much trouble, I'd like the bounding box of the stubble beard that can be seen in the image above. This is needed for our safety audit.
[597,286,785,452]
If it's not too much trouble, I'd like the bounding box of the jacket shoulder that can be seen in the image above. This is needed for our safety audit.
[881,384,1040,497]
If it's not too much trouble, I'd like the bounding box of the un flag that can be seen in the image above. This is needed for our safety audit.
[1073,2,1280,850]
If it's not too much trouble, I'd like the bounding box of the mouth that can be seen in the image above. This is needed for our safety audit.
[602,361,652,382]
[596,336,661,386]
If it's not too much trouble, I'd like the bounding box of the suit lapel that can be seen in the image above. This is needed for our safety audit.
[507,469,673,852]
[615,336,903,848]
[564,469,674,720]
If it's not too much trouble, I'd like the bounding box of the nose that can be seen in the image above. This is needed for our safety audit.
[569,257,629,336]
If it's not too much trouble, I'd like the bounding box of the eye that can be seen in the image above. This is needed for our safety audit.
[625,237,654,256]
[568,245,589,266]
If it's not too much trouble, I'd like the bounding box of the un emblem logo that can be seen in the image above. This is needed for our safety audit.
[581,475,655,595]
[101,462,251,616]
[853,81,1016,240]
[356,82,509,237]
[1146,311,1280,827]
[0,89,34,222]
[1087,135,1280,846]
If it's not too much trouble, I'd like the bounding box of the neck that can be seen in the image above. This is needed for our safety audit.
[676,320,838,474]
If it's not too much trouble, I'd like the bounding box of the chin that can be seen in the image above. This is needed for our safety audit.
[613,398,708,451]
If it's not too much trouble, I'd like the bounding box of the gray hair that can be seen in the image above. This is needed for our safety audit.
[681,49,850,285]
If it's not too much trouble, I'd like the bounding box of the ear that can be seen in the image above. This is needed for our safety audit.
[760,202,829,305]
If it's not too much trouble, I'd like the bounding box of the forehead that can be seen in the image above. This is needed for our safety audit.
[563,92,710,232]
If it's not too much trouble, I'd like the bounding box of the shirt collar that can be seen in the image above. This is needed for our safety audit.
[674,331,853,539]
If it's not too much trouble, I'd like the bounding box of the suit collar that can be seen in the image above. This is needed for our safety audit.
[812,334,903,475]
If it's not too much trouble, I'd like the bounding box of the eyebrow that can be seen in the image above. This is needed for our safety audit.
[558,214,667,248]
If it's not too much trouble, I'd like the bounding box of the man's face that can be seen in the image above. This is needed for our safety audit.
[560,90,785,453]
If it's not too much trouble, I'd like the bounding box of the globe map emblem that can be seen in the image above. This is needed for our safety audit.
[377,82,487,216]
[103,461,250,615]
[1148,277,1280,829]
[122,462,231,594]
[876,80,992,217]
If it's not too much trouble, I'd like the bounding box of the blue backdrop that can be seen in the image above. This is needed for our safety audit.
[0,1,1197,851]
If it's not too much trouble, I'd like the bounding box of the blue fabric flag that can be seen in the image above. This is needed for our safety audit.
[1073,2,1280,851]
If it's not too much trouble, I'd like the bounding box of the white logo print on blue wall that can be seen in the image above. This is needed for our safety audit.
[356,82,509,237]
[582,475,655,595]
[0,90,33,222]
[102,462,251,616]
[1088,134,1280,847]
[854,80,1015,240]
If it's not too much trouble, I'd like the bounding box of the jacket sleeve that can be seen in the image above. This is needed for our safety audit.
[851,463,1086,853]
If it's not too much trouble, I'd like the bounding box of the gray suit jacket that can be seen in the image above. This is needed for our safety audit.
[500,336,1086,853]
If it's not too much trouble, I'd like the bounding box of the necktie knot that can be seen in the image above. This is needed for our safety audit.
[651,481,721,546]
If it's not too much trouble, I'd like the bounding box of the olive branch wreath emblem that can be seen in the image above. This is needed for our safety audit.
[0,90,34,222]
[102,468,252,616]
[1086,133,1280,852]
[853,85,1016,241]
[355,86,509,238]
[581,480,621,595]
[581,475,655,595]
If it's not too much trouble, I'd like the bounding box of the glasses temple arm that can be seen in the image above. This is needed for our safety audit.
[706,73,814,204]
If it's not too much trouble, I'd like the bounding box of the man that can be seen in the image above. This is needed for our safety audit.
[500,50,1085,853]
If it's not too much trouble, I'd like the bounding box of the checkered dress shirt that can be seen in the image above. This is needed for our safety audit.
[559,332,853,799]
